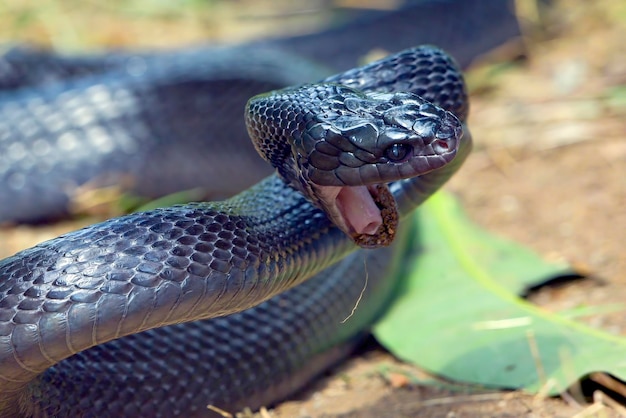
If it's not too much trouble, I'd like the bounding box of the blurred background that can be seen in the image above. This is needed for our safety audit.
[0,0,624,416]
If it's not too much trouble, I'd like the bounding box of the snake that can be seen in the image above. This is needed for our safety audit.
[0,2,520,417]
[0,45,469,417]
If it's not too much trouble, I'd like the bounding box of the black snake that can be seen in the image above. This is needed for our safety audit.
[0,2,520,416]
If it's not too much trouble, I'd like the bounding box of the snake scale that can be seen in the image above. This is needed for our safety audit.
[0,1,520,416]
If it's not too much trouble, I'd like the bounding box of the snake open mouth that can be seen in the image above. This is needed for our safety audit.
[316,184,398,249]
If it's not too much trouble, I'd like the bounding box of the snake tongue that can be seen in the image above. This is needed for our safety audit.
[316,184,398,249]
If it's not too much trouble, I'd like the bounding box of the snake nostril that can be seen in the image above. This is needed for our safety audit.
[433,138,453,154]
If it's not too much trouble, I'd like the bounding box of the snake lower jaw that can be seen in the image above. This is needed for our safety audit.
[316,183,398,249]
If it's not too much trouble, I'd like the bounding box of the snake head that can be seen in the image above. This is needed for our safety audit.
[246,84,463,249]
[299,89,462,248]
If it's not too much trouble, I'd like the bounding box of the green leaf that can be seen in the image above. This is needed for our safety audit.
[374,191,626,395]
[130,188,207,213]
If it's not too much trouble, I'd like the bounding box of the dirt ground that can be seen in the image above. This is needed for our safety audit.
[0,1,624,417]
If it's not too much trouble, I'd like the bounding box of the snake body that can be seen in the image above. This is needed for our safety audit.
[0,47,329,223]
[0,46,469,417]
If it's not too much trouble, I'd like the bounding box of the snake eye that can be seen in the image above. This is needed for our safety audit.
[385,143,411,162]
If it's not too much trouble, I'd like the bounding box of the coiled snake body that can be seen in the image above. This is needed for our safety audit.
[0,42,473,417]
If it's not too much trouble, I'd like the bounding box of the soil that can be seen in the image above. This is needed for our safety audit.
[0,0,624,417]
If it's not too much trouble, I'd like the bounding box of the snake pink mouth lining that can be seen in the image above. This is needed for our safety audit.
[316,185,384,236]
